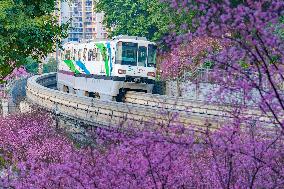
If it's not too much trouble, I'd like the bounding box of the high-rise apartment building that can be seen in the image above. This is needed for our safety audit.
[60,0,108,43]
[47,0,107,63]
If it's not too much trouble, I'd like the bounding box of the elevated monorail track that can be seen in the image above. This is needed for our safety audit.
[26,73,275,132]
[125,92,274,124]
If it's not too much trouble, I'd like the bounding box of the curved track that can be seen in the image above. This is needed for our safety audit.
[26,73,225,131]
[26,73,274,131]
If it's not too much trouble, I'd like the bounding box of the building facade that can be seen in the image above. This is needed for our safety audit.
[60,0,108,42]
[47,0,108,63]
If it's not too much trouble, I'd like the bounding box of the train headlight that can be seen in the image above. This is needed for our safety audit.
[118,69,126,74]
[147,72,156,77]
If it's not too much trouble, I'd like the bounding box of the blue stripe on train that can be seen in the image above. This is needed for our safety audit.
[75,60,90,75]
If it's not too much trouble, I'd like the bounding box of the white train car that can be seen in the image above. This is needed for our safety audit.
[57,36,157,101]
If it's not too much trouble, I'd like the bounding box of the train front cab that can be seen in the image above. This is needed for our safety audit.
[112,38,157,101]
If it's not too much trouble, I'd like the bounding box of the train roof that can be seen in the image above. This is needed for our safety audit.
[63,35,155,49]
[112,35,148,41]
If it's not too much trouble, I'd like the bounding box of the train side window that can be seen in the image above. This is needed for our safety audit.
[73,49,77,60]
[70,48,74,60]
[97,52,101,61]
[93,48,101,61]
[83,48,87,61]
[65,50,71,60]
[93,48,97,61]
[88,49,93,61]
[147,44,157,67]
[78,49,82,60]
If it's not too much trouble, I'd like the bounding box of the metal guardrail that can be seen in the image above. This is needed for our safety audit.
[26,73,222,131]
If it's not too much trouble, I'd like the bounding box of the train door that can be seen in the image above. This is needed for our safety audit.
[137,45,147,77]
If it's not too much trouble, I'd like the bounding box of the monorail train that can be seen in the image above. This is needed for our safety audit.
[57,36,157,101]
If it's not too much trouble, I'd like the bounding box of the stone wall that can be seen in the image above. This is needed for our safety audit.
[165,80,261,106]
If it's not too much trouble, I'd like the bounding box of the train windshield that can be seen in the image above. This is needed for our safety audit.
[147,44,157,67]
[116,42,138,66]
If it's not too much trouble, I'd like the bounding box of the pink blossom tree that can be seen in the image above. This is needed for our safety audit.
[3,66,29,82]
[162,0,284,129]
[161,37,219,79]
[0,1,283,188]
[0,112,283,188]
[0,66,29,98]
[160,37,219,96]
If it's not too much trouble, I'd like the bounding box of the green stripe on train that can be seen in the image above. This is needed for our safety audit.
[96,43,110,76]
[63,60,80,74]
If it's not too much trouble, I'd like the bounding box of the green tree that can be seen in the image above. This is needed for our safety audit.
[95,0,194,42]
[43,57,57,73]
[24,57,38,74]
[24,57,57,74]
[0,0,68,82]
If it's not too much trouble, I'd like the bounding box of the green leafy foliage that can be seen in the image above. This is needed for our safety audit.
[24,57,38,74]
[0,155,6,169]
[43,57,57,73]
[25,57,57,74]
[0,0,68,82]
[277,15,284,39]
[95,0,194,42]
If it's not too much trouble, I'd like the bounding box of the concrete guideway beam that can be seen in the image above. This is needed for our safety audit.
[125,91,276,125]
[26,73,276,133]
[26,73,225,131]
